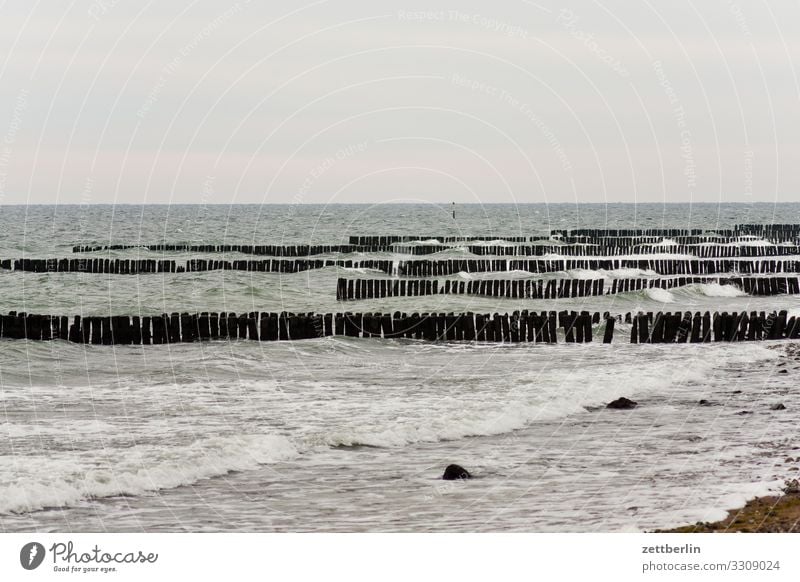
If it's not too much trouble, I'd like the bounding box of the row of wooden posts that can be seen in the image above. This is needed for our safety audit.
[349,227,800,244]
[1,258,393,274]
[72,244,384,256]
[735,224,800,235]
[69,243,800,257]
[349,234,798,245]
[347,232,722,245]
[430,245,800,257]
[11,257,800,276]
[335,276,799,300]
[627,310,800,343]
[1,309,796,344]
[392,258,800,277]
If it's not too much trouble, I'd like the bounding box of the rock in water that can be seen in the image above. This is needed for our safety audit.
[606,397,638,409]
[772,403,787,410]
[442,464,471,480]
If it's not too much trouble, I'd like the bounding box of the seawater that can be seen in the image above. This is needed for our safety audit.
[1,203,799,532]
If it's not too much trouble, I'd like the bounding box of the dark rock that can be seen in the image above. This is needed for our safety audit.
[771,403,787,410]
[778,369,789,374]
[698,399,712,406]
[442,464,471,480]
[737,410,753,415]
[606,397,638,409]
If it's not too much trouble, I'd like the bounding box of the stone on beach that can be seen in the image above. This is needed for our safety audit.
[606,397,638,409]
[442,464,471,480]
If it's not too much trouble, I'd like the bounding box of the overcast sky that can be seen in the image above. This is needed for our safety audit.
[0,0,798,205]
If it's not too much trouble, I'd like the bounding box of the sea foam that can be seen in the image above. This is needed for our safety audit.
[0,434,297,514]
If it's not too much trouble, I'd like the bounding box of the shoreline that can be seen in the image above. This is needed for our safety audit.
[655,485,800,533]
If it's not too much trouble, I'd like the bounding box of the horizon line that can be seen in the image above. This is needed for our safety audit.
[0,201,796,207]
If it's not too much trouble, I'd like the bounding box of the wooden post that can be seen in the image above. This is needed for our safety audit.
[603,316,614,343]
[637,313,649,344]
[142,316,152,344]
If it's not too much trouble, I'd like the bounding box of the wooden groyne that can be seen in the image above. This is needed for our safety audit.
[335,276,798,300]
[1,309,797,345]
[72,244,371,256]
[70,243,800,257]
[391,258,800,277]
[446,245,800,257]
[3,258,180,273]
[387,244,800,257]
[1,257,393,274]
[349,232,799,244]
[11,257,800,276]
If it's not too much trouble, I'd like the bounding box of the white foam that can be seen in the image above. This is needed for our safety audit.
[313,349,732,450]
[469,239,518,246]
[341,267,385,275]
[1,420,117,438]
[609,267,659,279]
[403,239,441,245]
[462,270,535,280]
[432,246,472,256]
[0,434,297,514]
[564,268,601,280]
[321,398,580,449]
[565,267,658,280]
[644,287,675,303]
[505,269,537,279]
[733,236,774,247]
[690,282,747,297]
[654,238,678,247]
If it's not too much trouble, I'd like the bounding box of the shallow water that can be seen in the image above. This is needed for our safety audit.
[1,203,799,532]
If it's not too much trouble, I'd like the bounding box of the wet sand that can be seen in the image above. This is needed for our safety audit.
[656,486,800,533]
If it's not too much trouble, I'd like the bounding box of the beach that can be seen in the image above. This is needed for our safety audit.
[657,487,800,533]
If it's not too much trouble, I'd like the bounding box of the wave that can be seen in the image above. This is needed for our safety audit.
[454,269,537,280]
[564,267,658,280]
[0,434,297,514]
[321,405,540,448]
[341,267,387,275]
[400,239,442,245]
[653,238,678,247]
[319,392,591,449]
[468,239,519,247]
[699,238,774,248]
[606,281,748,303]
[431,246,473,256]
[313,346,776,449]
[1,420,118,438]
[679,282,747,298]
[644,287,675,303]
[732,237,774,247]
[613,281,746,302]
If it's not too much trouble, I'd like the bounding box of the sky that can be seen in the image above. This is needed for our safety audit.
[0,0,798,205]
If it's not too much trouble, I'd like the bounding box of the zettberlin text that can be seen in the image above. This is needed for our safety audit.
[642,544,700,554]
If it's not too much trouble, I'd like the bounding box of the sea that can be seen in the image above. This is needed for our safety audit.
[1,202,799,532]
